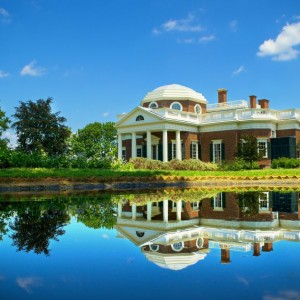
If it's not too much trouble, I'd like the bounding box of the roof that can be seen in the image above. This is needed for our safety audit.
[140,84,207,105]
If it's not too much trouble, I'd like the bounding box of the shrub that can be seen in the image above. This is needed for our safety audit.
[221,158,260,171]
[129,158,217,171]
[271,157,300,169]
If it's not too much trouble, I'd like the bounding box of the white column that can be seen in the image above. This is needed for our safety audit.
[147,130,152,159]
[132,204,136,220]
[117,203,122,217]
[147,202,152,221]
[176,130,182,160]
[131,132,136,158]
[176,200,182,221]
[163,200,168,222]
[163,129,168,162]
[118,134,122,160]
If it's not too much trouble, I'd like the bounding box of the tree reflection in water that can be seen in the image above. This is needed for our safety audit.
[9,202,70,256]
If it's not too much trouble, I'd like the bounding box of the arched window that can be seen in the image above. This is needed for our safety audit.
[196,238,204,249]
[136,231,145,237]
[171,241,184,252]
[149,102,158,109]
[194,104,202,114]
[136,115,144,121]
[150,244,159,252]
[170,102,182,111]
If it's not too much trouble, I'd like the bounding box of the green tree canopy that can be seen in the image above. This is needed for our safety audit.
[237,134,263,168]
[0,106,11,149]
[12,98,71,155]
[70,122,116,160]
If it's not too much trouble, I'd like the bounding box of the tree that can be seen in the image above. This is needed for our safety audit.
[70,122,117,160]
[0,106,11,149]
[9,202,70,256]
[12,98,71,155]
[237,135,263,168]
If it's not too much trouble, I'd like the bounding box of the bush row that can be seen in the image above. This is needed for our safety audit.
[0,149,111,169]
[271,157,300,169]
[220,158,260,171]
[129,158,218,171]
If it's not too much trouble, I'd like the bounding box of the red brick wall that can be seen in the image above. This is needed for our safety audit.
[277,129,300,144]
[200,193,241,220]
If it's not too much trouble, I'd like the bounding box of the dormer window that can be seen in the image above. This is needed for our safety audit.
[194,104,202,114]
[170,102,182,111]
[136,115,144,121]
[149,102,158,109]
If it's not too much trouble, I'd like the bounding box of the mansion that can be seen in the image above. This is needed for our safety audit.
[116,84,300,166]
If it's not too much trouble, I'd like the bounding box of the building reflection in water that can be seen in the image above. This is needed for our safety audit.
[114,191,300,270]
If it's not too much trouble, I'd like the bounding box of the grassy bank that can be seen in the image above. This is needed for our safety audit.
[0,168,300,179]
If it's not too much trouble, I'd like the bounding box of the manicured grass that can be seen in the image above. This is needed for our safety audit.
[0,168,300,179]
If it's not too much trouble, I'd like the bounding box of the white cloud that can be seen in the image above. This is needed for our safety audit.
[102,112,109,117]
[20,61,46,76]
[199,34,215,43]
[153,13,203,35]
[177,38,196,44]
[257,22,300,61]
[101,234,109,239]
[0,70,9,78]
[263,290,300,300]
[3,130,17,148]
[233,65,246,75]
[229,20,238,32]
[16,276,42,293]
[0,8,11,23]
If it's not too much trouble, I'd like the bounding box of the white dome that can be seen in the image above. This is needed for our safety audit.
[144,251,206,271]
[140,84,207,105]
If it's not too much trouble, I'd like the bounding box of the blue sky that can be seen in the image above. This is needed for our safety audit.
[1,0,300,143]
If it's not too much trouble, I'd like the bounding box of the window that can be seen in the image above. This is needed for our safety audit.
[213,193,223,210]
[191,142,198,159]
[122,147,126,161]
[257,139,268,158]
[150,244,159,252]
[136,231,145,237]
[172,142,176,159]
[136,115,144,121]
[194,104,202,114]
[259,192,269,211]
[191,201,200,210]
[212,141,222,164]
[196,238,204,249]
[149,102,158,109]
[170,102,182,111]
[136,145,142,157]
[171,241,184,252]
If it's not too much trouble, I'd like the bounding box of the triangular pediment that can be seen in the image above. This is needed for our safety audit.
[115,106,166,128]
[114,225,164,246]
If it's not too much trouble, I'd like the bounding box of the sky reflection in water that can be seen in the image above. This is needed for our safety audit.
[0,189,299,300]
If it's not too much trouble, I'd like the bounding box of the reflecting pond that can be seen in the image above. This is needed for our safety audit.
[0,188,300,300]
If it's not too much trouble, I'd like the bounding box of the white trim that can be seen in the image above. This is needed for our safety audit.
[170,101,183,111]
[257,138,268,158]
[149,101,158,109]
[194,104,202,114]
[171,241,184,252]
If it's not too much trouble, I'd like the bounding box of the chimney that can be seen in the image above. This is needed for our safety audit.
[258,99,269,109]
[253,242,261,256]
[249,95,257,109]
[220,248,231,264]
[218,89,227,103]
[262,242,273,252]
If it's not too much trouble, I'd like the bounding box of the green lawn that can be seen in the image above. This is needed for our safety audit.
[0,168,300,179]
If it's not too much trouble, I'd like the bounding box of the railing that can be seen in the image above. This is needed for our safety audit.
[207,100,248,111]
[119,107,300,125]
